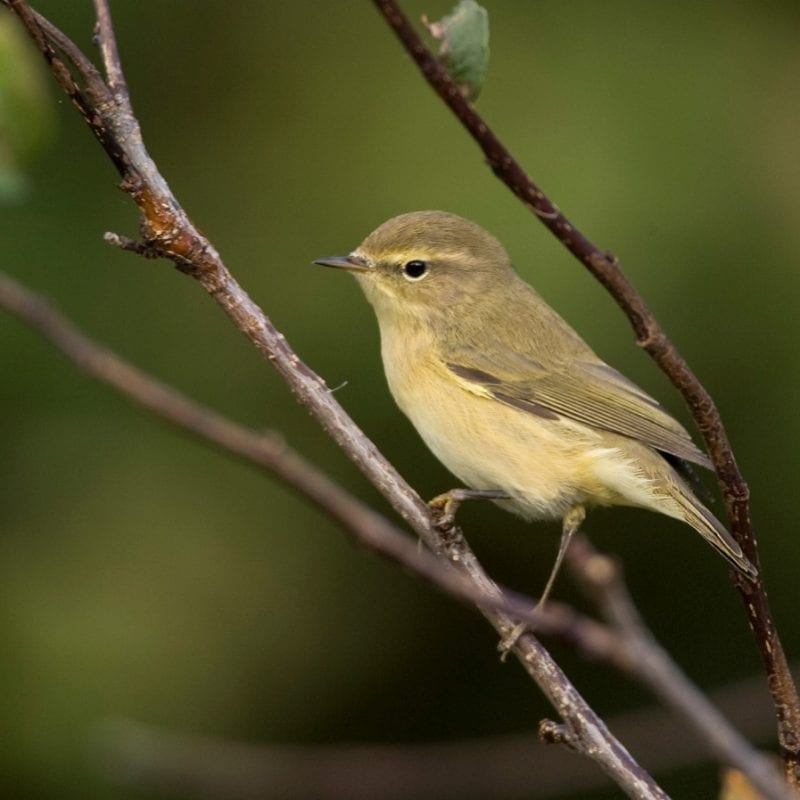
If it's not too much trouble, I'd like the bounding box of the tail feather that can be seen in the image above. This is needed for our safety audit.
[671,482,758,580]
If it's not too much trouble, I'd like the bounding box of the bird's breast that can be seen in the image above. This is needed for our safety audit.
[376,323,633,519]
[382,322,587,518]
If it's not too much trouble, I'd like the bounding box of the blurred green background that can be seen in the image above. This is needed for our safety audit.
[1,1,799,798]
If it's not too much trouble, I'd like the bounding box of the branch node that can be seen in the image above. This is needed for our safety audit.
[538,719,578,750]
[103,231,158,258]
[586,250,617,273]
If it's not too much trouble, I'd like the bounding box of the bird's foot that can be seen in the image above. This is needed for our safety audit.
[428,488,510,532]
[497,621,530,661]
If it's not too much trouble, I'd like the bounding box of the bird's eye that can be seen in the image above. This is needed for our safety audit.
[403,260,428,280]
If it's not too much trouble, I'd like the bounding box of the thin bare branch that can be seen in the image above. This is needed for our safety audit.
[92,0,129,102]
[95,669,782,800]
[566,535,792,800]
[94,716,652,800]
[369,0,800,784]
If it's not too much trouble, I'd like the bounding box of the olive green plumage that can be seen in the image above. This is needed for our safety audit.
[315,210,756,582]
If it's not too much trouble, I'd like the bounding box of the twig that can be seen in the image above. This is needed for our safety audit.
[1,4,670,795]
[370,0,800,785]
[566,535,792,800]
[92,0,128,103]
[95,669,782,800]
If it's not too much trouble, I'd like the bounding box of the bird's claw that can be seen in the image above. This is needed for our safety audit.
[497,621,529,661]
[429,488,511,531]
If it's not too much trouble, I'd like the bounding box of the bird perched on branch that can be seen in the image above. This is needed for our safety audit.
[315,211,757,603]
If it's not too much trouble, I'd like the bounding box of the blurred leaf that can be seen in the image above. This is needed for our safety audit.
[719,768,766,800]
[424,0,489,100]
[0,14,57,201]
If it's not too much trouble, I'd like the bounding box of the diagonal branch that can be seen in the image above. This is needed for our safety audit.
[0,268,629,669]
[369,0,800,785]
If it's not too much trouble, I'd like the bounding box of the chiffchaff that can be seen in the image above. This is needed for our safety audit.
[315,211,756,600]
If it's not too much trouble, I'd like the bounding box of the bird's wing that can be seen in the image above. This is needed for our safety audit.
[444,349,712,469]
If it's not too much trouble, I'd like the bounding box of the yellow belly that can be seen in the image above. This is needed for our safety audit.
[382,350,650,521]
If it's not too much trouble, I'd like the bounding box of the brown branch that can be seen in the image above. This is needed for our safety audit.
[369,0,800,786]
[92,0,128,103]
[1,3,670,795]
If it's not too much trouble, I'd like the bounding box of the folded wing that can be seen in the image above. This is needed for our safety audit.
[445,349,712,469]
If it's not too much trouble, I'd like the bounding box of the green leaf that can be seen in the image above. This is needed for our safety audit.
[424,0,489,101]
[0,15,57,202]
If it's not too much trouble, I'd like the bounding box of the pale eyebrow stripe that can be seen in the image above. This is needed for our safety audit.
[355,249,470,264]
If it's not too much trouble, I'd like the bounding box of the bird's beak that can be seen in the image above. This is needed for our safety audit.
[313,254,371,273]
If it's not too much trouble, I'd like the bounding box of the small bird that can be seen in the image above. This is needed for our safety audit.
[315,211,757,600]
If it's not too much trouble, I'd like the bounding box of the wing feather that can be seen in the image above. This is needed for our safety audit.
[445,351,711,469]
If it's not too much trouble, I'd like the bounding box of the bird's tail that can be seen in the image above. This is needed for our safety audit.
[670,477,758,580]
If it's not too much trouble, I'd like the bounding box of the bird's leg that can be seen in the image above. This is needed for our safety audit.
[539,504,585,606]
[428,488,510,531]
[498,504,586,658]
